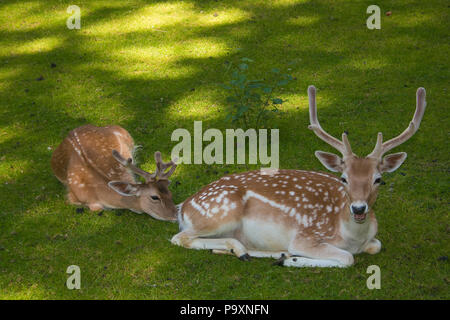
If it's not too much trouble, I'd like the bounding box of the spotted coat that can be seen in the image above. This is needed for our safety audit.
[179,169,358,249]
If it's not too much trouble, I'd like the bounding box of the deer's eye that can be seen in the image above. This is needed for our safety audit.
[374,177,382,185]
[340,177,348,184]
[150,195,160,201]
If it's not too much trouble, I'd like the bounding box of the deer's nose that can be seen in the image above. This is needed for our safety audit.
[351,202,367,215]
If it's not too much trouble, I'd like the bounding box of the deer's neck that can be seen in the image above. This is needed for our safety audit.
[99,180,144,213]
[103,173,144,212]
[338,206,377,253]
[117,194,143,213]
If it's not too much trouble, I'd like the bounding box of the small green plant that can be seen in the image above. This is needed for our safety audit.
[219,58,294,129]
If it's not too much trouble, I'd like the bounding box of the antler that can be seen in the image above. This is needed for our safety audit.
[112,150,177,182]
[154,151,177,180]
[367,87,426,158]
[112,150,156,182]
[307,85,353,157]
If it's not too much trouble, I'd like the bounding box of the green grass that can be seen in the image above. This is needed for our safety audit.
[0,0,449,299]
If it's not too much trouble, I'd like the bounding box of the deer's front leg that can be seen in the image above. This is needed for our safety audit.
[67,190,82,205]
[281,239,354,268]
[363,238,381,255]
[171,231,250,260]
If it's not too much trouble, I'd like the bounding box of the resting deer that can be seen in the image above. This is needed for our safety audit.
[171,86,427,267]
[51,124,178,221]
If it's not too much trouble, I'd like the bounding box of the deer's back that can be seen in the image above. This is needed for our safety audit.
[180,170,348,237]
[51,124,135,184]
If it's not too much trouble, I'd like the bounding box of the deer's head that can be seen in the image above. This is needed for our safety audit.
[308,86,426,224]
[108,150,178,221]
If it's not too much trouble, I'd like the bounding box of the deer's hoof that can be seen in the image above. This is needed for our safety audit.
[76,207,85,214]
[239,253,251,262]
[273,254,287,266]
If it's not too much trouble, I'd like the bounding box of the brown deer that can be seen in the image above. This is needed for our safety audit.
[171,86,427,267]
[51,124,178,221]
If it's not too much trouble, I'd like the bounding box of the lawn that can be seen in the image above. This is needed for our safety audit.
[0,0,448,299]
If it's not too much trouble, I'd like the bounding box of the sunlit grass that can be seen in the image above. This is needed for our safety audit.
[348,57,389,71]
[85,2,250,33]
[115,39,228,67]
[287,15,320,26]
[2,37,62,56]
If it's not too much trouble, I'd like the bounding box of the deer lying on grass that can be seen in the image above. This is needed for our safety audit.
[171,86,427,267]
[51,124,178,221]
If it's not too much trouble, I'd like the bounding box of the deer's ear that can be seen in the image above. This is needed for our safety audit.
[380,152,407,173]
[314,151,344,172]
[108,181,141,197]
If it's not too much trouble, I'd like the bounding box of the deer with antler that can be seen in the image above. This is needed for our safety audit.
[171,86,427,267]
[51,124,178,221]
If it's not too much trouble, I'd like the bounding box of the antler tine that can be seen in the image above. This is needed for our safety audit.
[112,150,155,182]
[368,87,427,158]
[307,85,352,156]
[342,132,352,155]
[154,151,177,180]
[367,132,383,158]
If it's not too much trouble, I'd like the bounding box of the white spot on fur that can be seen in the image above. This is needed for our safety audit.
[190,199,209,217]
